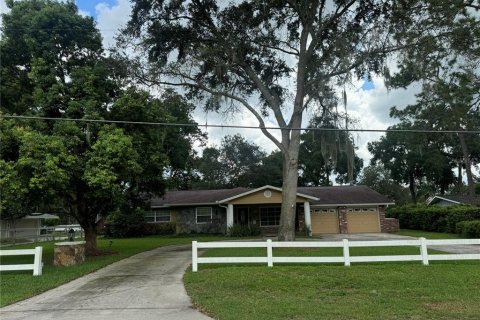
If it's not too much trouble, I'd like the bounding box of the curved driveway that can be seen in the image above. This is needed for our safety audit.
[1,244,211,320]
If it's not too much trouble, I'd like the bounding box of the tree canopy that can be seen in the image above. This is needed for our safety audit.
[0,0,202,254]
[371,0,480,198]
[122,0,416,240]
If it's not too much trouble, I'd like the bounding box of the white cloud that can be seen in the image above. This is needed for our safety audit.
[78,9,91,18]
[95,0,132,49]
[345,75,421,167]
[0,0,10,27]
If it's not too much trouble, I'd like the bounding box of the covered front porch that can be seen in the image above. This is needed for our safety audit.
[229,205,309,235]
[218,186,316,236]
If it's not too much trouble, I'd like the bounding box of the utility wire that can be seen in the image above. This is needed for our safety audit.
[2,115,480,135]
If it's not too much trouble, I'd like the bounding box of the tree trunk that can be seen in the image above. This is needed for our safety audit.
[458,133,475,196]
[457,164,463,191]
[409,172,417,203]
[278,144,300,241]
[83,224,98,256]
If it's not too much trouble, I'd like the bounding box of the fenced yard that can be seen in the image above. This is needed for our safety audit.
[192,238,480,271]
[0,225,84,245]
[186,238,480,320]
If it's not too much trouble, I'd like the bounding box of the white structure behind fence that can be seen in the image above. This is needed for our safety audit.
[0,246,43,276]
[192,238,480,272]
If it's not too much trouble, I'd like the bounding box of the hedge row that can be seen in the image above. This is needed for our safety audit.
[456,221,480,238]
[386,205,480,233]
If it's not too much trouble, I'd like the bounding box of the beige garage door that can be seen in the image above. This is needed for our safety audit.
[347,208,380,233]
[311,209,339,234]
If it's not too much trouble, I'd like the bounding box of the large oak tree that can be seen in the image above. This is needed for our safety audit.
[122,0,419,240]
[0,0,202,253]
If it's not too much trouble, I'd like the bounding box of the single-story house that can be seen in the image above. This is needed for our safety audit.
[150,185,398,235]
[427,195,480,206]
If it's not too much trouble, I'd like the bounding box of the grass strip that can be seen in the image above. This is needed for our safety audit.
[185,246,480,320]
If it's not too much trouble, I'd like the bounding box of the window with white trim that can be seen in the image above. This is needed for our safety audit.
[146,210,171,223]
[260,207,281,226]
[196,207,212,224]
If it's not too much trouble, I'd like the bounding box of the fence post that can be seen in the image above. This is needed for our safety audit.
[192,241,198,272]
[33,246,43,276]
[420,237,429,266]
[343,239,351,266]
[267,239,273,267]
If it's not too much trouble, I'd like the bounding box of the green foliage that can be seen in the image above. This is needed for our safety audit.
[195,134,266,189]
[104,209,146,238]
[227,224,261,237]
[359,165,411,205]
[300,115,363,186]
[368,122,456,203]
[387,205,480,233]
[384,0,480,197]
[123,0,415,240]
[0,1,202,252]
[456,221,480,238]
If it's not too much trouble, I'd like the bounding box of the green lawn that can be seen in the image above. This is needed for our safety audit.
[395,229,461,239]
[0,235,231,307]
[185,246,480,320]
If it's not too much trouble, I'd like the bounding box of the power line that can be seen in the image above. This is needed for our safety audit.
[2,115,480,135]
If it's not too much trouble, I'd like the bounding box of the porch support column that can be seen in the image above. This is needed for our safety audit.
[227,203,234,228]
[304,201,312,236]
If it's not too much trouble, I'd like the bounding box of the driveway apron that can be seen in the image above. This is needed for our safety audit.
[1,244,211,320]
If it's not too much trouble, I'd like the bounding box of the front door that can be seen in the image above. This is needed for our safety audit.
[234,207,249,226]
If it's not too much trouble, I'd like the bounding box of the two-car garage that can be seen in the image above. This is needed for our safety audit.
[311,207,381,234]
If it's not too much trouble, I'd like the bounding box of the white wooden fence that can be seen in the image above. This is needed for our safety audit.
[191,238,480,272]
[0,246,43,276]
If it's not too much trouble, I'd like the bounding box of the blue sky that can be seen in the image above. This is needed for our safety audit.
[76,0,116,19]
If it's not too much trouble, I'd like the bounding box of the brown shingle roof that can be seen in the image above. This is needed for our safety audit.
[151,185,393,207]
[298,185,393,205]
[151,187,249,207]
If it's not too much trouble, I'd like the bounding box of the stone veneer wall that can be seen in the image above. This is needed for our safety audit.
[175,206,226,234]
[379,206,399,232]
[54,242,85,266]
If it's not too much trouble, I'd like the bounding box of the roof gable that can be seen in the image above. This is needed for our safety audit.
[427,195,480,206]
[218,185,319,203]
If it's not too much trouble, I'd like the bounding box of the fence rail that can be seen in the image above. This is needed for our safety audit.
[0,246,43,276]
[191,238,480,272]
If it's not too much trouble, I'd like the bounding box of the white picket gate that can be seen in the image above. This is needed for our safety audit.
[0,246,43,276]
[191,238,480,272]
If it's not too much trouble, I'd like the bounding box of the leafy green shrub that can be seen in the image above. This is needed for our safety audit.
[142,222,176,235]
[104,209,146,238]
[456,221,480,238]
[386,204,480,233]
[227,224,261,237]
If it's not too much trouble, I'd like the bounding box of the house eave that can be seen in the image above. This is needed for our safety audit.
[151,202,219,209]
[311,202,395,207]
[217,185,319,203]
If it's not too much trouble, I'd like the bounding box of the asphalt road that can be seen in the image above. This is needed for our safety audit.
[1,244,211,320]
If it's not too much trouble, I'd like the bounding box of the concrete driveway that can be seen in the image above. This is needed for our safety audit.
[319,233,480,254]
[1,244,211,320]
